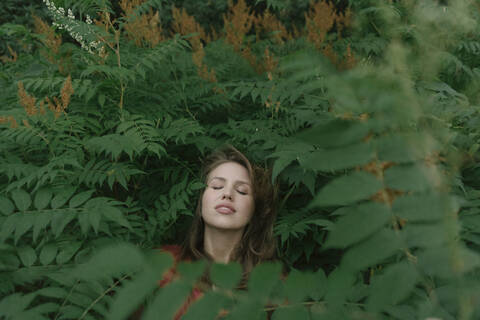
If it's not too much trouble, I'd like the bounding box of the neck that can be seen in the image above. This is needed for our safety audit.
[203,225,244,263]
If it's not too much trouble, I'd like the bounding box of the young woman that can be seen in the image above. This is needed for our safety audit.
[181,144,278,271]
[131,145,278,319]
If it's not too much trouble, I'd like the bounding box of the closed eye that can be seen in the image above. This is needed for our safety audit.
[237,190,248,195]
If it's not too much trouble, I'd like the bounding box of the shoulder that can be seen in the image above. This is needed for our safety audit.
[157,245,183,288]
[160,244,182,262]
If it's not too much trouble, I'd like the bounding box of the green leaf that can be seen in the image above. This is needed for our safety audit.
[312,268,328,300]
[33,212,52,243]
[418,247,480,277]
[37,287,68,298]
[51,212,76,238]
[402,223,450,248]
[272,154,295,181]
[0,292,37,317]
[69,190,95,208]
[377,133,440,164]
[342,229,401,271]
[248,262,282,301]
[89,210,101,234]
[74,243,150,280]
[0,196,15,215]
[393,193,456,222]
[56,241,82,264]
[283,269,321,303]
[384,164,438,192]
[225,298,264,320]
[384,305,417,320]
[182,291,229,320]
[14,213,33,244]
[189,182,205,191]
[300,143,375,172]
[58,305,83,318]
[325,266,356,308]
[272,305,310,320]
[18,246,37,267]
[107,251,173,320]
[176,260,207,283]
[296,119,370,148]
[142,282,192,320]
[77,212,90,235]
[0,215,18,241]
[102,206,131,230]
[210,262,242,290]
[51,187,76,209]
[107,269,160,320]
[98,93,106,107]
[366,262,418,312]
[325,202,391,248]
[310,171,382,207]
[34,188,52,210]
[11,189,31,211]
[39,243,58,265]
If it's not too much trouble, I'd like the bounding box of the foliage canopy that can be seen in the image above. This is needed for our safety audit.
[2,0,480,319]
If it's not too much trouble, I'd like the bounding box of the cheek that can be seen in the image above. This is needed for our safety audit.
[201,189,215,215]
[241,197,255,220]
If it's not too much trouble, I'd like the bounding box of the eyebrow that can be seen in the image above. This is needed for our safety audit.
[209,176,251,186]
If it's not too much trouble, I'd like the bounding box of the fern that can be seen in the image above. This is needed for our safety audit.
[2,0,480,319]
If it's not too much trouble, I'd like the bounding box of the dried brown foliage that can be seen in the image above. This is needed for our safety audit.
[22,119,31,128]
[192,45,217,83]
[171,6,217,81]
[336,7,353,38]
[171,6,209,51]
[48,75,74,119]
[262,47,278,76]
[255,11,290,44]
[322,43,338,66]
[305,1,355,69]
[18,76,74,120]
[305,0,337,50]
[361,160,403,205]
[241,45,259,69]
[363,160,395,178]
[263,48,280,112]
[39,100,46,115]
[33,15,62,61]
[0,116,18,128]
[120,0,164,47]
[0,45,18,63]
[33,14,72,73]
[340,44,356,70]
[61,75,74,110]
[18,82,37,116]
[371,188,404,206]
[224,0,255,52]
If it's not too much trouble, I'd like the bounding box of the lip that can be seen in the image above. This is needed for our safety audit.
[215,203,236,214]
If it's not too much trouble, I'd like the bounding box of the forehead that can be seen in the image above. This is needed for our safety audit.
[208,162,251,183]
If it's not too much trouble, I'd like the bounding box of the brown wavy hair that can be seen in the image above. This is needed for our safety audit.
[181,145,278,274]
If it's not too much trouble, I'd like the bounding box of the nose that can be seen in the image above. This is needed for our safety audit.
[222,190,233,200]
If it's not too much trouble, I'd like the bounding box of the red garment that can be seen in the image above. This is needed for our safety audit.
[159,245,203,320]
[128,245,203,320]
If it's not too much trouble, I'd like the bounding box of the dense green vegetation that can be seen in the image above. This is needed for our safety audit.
[2,0,480,319]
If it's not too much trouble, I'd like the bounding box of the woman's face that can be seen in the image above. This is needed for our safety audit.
[201,161,255,231]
